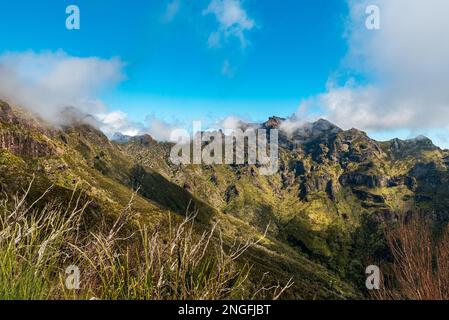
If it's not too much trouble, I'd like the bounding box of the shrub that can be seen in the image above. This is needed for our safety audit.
[373,214,449,300]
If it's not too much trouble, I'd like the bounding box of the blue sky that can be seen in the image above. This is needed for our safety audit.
[1,0,449,146]
[0,0,347,121]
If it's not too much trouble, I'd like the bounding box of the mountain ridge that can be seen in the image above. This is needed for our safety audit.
[0,100,362,299]
[2,99,449,299]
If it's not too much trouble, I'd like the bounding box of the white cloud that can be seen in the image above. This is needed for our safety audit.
[203,0,255,48]
[305,0,449,136]
[0,50,125,124]
[97,111,143,137]
[218,115,245,130]
[221,59,236,78]
[93,109,188,142]
[279,100,315,136]
[84,110,185,142]
[162,0,181,23]
[0,50,189,142]
[207,32,222,48]
[144,115,183,142]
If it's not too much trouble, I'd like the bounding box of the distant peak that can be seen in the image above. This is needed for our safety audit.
[111,132,131,144]
[392,135,433,144]
[312,119,339,130]
[410,135,431,142]
[129,134,156,145]
[388,135,438,158]
[263,116,286,129]
[59,106,98,127]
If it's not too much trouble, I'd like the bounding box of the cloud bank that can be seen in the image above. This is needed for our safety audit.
[306,0,449,134]
[0,50,125,124]
[96,111,143,137]
[0,50,183,141]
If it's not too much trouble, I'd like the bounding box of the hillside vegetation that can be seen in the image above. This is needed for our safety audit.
[2,100,449,299]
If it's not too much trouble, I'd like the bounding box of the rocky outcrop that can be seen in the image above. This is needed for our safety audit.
[263,116,286,129]
[352,189,385,204]
[0,131,57,157]
[299,173,339,200]
[409,162,449,194]
[111,132,131,144]
[339,172,388,189]
[0,101,58,157]
[325,179,339,201]
[288,160,306,177]
[338,172,419,192]
[388,136,439,159]
[387,176,417,190]
[0,101,17,124]
[225,184,239,203]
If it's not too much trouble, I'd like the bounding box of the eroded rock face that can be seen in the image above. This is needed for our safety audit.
[263,116,286,129]
[409,162,449,194]
[387,176,417,190]
[388,137,439,159]
[299,173,338,200]
[0,101,58,158]
[352,189,385,204]
[339,172,388,189]
[333,129,386,164]
[0,100,49,132]
[288,160,306,177]
[325,180,339,201]
[0,131,57,157]
[0,101,17,124]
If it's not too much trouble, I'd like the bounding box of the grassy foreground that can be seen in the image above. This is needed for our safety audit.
[0,181,291,300]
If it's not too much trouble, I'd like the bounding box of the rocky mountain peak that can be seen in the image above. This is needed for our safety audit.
[388,135,439,159]
[129,134,157,146]
[407,135,435,146]
[111,132,132,144]
[289,119,342,144]
[0,100,16,124]
[312,119,340,132]
[263,116,286,129]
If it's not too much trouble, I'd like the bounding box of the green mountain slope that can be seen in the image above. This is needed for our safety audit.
[3,99,449,299]
[119,115,449,285]
[0,100,361,299]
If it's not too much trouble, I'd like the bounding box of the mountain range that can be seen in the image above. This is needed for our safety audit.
[1,99,449,299]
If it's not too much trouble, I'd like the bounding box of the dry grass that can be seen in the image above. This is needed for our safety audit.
[0,180,292,300]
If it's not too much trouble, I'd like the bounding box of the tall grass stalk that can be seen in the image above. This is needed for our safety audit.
[0,181,291,300]
[0,181,87,299]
